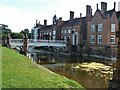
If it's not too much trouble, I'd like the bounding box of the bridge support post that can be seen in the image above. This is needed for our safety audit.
[22,33,28,56]
[108,21,120,89]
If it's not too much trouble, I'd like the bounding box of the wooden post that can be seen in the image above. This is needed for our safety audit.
[22,33,28,56]
[108,21,120,89]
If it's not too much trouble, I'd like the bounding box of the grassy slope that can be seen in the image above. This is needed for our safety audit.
[0,45,2,89]
[2,46,84,88]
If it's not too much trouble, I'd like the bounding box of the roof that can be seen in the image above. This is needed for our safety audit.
[94,9,116,19]
[116,11,120,20]
[41,25,52,30]
[34,24,43,28]
[105,9,115,18]
[62,17,86,28]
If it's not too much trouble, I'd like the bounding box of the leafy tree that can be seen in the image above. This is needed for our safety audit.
[1,24,12,39]
[20,29,31,38]
[11,32,23,39]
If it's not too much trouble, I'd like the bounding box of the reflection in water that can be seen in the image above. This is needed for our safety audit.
[30,50,113,89]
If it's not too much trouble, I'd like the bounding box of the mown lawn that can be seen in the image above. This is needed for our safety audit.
[2,45,84,89]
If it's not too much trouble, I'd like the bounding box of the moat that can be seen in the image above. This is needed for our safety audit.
[29,49,115,89]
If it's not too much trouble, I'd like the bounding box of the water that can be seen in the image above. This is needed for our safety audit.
[29,49,114,89]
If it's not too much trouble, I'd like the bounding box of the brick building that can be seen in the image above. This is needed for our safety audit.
[87,2,119,59]
[35,5,92,52]
[31,2,120,59]
[31,20,43,41]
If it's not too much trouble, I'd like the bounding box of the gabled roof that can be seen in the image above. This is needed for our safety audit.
[105,9,115,18]
[116,11,120,20]
[93,9,103,18]
[94,9,115,19]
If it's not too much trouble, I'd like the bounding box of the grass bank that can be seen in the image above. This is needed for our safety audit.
[2,46,84,89]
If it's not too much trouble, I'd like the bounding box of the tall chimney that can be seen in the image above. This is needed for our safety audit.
[91,9,92,16]
[86,5,91,16]
[36,19,38,25]
[44,19,47,26]
[97,3,98,10]
[70,11,74,20]
[101,2,107,14]
[114,2,116,10]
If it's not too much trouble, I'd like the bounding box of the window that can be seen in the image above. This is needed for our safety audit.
[98,24,103,31]
[34,29,38,35]
[68,29,71,33]
[53,30,56,35]
[98,35,102,43]
[64,36,67,41]
[64,30,67,33]
[53,36,55,40]
[49,32,51,36]
[111,35,115,44]
[111,24,115,32]
[61,30,64,34]
[91,35,95,43]
[91,25,95,32]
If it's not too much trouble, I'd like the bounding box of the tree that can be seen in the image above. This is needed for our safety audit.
[1,24,12,39]
[11,32,23,39]
[20,29,31,38]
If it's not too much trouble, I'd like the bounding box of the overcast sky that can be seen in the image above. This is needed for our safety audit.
[0,0,120,32]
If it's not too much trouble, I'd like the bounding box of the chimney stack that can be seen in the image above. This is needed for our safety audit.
[70,11,74,20]
[114,2,116,10]
[44,19,47,26]
[86,5,92,16]
[101,2,107,14]
[36,19,38,25]
[91,9,92,16]
[97,3,98,10]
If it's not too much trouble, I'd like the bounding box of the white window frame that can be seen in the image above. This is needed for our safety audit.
[91,25,95,32]
[111,24,115,32]
[98,35,102,43]
[98,24,103,31]
[64,36,67,42]
[61,30,64,34]
[49,32,51,36]
[64,30,67,33]
[53,36,55,40]
[53,30,56,35]
[91,35,95,43]
[68,29,71,33]
[111,35,115,44]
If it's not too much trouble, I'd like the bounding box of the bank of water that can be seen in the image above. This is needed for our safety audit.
[30,49,114,89]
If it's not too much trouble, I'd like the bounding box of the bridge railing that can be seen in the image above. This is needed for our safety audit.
[29,39,66,44]
[10,39,23,43]
[10,39,66,44]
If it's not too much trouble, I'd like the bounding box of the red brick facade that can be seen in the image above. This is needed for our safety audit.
[31,2,120,58]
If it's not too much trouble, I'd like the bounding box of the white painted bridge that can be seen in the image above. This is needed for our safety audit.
[10,39,66,50]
